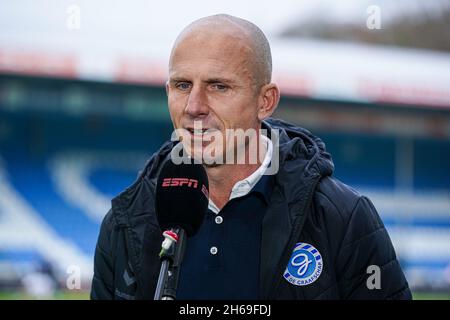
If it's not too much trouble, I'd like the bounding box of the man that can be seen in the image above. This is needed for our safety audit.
[91,14,412,300]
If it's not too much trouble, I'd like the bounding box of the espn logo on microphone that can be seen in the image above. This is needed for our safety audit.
[162,178,198,188]
[162,178,209,199]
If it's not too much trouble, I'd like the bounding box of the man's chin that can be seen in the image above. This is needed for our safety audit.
[186,148,225,166]
[202,162,222,168]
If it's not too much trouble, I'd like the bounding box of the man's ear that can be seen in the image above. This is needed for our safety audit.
[165,81,170,96]
[257,83,280,121]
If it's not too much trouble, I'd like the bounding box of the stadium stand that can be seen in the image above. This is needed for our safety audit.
[0,74,449,296]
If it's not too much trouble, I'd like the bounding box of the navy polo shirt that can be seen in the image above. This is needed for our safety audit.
[177,173,275,300]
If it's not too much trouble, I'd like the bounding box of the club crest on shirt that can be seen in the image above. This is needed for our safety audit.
[283,242,323,286]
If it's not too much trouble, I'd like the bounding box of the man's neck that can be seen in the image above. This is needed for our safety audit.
[206,163,261,210]
[205,134,268,210]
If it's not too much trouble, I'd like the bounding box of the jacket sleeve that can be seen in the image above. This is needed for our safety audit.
[90,210,115,300]
[335,196,412,300]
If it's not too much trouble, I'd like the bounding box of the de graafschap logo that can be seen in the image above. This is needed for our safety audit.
[283,242,323,286]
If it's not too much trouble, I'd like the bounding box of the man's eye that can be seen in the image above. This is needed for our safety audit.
[176,83,191,90]
[212,84,228,91]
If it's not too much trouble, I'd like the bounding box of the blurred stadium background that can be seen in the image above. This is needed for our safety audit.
[0,0,449,299]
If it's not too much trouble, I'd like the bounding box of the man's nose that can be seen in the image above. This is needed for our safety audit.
[185,86,209,117]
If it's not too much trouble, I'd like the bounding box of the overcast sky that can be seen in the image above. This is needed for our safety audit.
[1,0,448,55]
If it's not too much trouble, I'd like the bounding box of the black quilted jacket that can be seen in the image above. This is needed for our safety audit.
[91,118,412,300]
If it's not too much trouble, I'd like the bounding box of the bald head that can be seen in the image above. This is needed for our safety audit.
[169,14,272,87]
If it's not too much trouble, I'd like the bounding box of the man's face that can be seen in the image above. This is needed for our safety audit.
[167,31,262,164]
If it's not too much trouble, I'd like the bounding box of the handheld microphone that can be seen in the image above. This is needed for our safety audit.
[154,157,209,300]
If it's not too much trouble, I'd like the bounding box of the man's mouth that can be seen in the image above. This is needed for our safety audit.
[185,127,219,137]
[186,128,207,135]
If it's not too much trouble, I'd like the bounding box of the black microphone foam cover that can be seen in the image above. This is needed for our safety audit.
[155,157,209,237]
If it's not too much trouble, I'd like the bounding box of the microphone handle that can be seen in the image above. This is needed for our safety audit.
[154,227,187,300]
[154,259,170,300]
[162,228,187,300]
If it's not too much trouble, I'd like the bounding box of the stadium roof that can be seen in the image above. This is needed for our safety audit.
[1,0,449,109]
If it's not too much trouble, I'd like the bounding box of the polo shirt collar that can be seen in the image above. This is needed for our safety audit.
[208,134,273,214]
